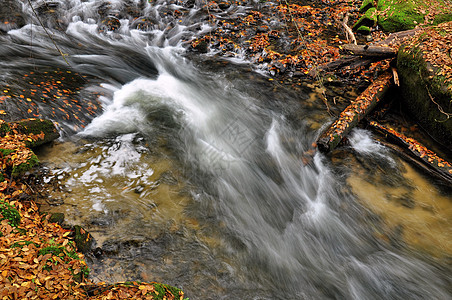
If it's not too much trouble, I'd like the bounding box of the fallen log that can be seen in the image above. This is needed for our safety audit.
[341,44,397,57]
[313,28,421,73]
[317,72,392,152]
[367,120,452,183]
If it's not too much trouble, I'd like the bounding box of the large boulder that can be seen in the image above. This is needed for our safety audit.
[355,0,452,33]
[397,22,452,149]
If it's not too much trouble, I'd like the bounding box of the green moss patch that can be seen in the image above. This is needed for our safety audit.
[11,153,39,177]
[376,0,423,32]
[353,7,378,31]
[0,199,21,227]
[397,24,452,148]
[355,0,452,33]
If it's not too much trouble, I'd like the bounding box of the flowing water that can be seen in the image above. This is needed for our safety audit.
[1,0,452,299]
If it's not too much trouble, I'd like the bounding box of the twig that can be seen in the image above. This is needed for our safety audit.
[426,85,451,122]
[27,0,71,67]
[342,13,357,45]
[392,67,399,86]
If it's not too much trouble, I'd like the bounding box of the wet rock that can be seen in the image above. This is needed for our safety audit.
[192,40,208,53]
[96,1,113,18]
[93,247,103,258]
[72,225,95,254]
[35,1,60,15]
[218,1,231,10]
[130,16,156,31]
[48,212,65,225]
[134,185,145,193]
[99,16,121,33]
[0,0,25,33]
[183,0,196,9]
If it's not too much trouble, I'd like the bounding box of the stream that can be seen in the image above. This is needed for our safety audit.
[1,0,451,299]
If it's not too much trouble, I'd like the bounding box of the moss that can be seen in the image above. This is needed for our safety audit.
[11,240,40,248]
[433,14,452,26]
[360,0,374,12]
[356,25,371,35]
[353,7,377,30]
[11,153,39,177]
[16,119,59,148]
[73,225,94,254]
[0,200,21,227]
[374,0,452,32]
[376,0,424,32]
[48,212,65,225]
[397,46,452,148]
[0,148,14,157]
[0,122,10,136]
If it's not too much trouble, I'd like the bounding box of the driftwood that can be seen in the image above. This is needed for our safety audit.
[341,44,397,57]
[317,72,392,152]
[367,120,452,183]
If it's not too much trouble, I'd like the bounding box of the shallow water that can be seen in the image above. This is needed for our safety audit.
[1,0,451,299]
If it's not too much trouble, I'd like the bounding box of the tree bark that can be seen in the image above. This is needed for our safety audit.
[341,44,397,57]
[317,72,392,153]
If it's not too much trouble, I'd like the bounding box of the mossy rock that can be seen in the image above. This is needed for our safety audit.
[356,25,371,35]
[360,0,374,12]
[376,0,424,32]
[355,0,452,33]
[48,212,65,225]
[11,153,40,177]
[73,225,94,254]
[397,30,452,148]
[353,7,378,31]
[14,119,59,148]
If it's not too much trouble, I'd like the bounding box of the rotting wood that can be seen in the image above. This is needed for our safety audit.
[367,120,452,183]
[317,72,393,153]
